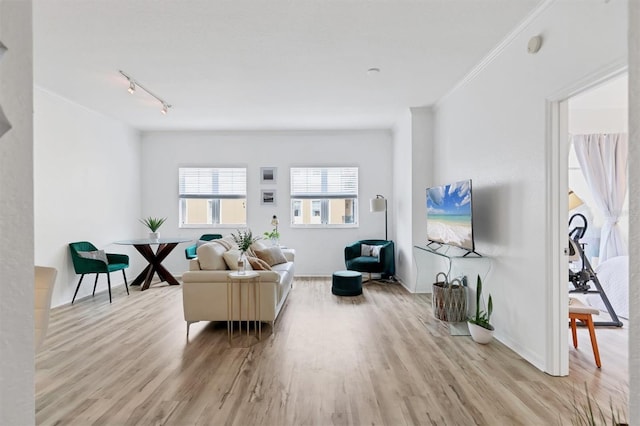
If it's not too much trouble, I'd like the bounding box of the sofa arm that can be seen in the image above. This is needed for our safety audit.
[188,259,201,271]
[344,242,361,261]
[282,248,295,262]
[106,253,129,265]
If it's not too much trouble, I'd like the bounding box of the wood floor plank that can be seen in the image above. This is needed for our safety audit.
[36,277,629,425]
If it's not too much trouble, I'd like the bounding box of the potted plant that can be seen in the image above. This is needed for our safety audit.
[140,216,166,240]
[467,274,494,344]
[231,229,260,274]
[263,215,280,246]
[263,229,280,246]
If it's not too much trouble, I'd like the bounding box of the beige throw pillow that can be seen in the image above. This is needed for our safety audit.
[212,236,236,250]
[223,250,253,271]
[254,246,288,267]
[197,243,228,270]
[247,256,272,271]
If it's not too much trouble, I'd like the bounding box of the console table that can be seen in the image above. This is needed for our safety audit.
[414,245,493,335]
[115,237,191,290]
[413,244,492,292]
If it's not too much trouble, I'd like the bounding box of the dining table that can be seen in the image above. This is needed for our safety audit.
[114,237,192,291]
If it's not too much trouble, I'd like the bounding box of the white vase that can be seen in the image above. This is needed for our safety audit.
[468,321,494,344]
[149,231,160,240]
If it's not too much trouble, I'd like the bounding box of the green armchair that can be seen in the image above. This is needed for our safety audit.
[184,234,223,259]
[69,241,129,304]
[345,239,395,281]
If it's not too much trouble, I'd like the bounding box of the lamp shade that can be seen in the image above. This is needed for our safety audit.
[568,190,584,211]
[370,197,386,213]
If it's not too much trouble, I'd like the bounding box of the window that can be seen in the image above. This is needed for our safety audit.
[179,167,247,227]
[290,167,358,226]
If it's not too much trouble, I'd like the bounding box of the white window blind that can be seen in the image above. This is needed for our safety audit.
[179,167,246,199]
[290,167,358,199]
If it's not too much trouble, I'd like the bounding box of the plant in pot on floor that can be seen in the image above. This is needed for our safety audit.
[468,274,494,344]
[140,216,166,240]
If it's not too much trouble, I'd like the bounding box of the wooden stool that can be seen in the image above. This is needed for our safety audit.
[569,297,601,368]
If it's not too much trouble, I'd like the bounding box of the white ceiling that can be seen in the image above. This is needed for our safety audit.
[33,0,540,131]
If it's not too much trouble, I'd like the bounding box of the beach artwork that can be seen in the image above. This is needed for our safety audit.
[426,180,473,250]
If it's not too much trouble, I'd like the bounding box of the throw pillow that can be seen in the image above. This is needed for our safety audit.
[247,256,272,271]
[77,249,108,264]
[213,236,237,251]
[197,242,227,270]
[360,244,381,260]
[254,246,288,267]
[223,250,254,271]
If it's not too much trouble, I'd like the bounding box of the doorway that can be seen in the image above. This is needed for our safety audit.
[546,69,628,377]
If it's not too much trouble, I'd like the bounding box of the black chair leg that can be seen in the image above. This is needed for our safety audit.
[107,273,112,303]
[93,274,100,296]
[122,270,129,295]
[71,274,85,304]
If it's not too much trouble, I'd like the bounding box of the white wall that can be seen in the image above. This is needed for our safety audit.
[432,0,626,370]
[34,88,144,307]
[393,110,413,287]
[0,1,34,424]
[141,130,393,276]
[569,107,627,134]
[392,107,434,292]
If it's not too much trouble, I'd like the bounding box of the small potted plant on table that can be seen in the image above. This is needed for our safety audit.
[263,215,280,246]
[140,216,166,240]
[468,274,494,344]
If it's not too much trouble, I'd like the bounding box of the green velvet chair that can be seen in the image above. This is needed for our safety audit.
[68,241,129,304]
[344,239,395,281]
[184,234,223,259]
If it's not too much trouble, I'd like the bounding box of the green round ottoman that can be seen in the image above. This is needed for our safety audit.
[332,270,363,296]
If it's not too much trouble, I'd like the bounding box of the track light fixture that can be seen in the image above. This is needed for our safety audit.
[119,70,171,115]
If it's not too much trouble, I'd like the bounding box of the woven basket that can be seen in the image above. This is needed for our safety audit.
[432,272,467,322]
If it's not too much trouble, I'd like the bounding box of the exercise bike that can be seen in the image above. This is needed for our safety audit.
[568,213,623,327]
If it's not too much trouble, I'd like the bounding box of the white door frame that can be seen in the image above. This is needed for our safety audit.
[545,63,627,376]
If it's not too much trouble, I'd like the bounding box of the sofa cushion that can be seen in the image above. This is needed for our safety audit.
[223,250,253,271]
[254,246,288,267]
[196,243,227,270]
[247,256,272,271]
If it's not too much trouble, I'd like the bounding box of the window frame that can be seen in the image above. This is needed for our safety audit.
[289,166,359,228]
[178,166,248,228]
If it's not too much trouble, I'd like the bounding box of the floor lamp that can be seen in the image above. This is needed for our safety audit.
[370,195,388,241]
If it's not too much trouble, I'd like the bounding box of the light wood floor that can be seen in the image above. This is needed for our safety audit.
[36,278,629,425]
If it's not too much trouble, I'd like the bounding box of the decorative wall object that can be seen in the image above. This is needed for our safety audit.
[261,190,276,205]
[260,167,277,184]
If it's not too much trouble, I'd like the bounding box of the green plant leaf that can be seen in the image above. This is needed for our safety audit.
[139,216,167,232]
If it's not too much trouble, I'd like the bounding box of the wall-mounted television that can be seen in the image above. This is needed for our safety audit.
[426,179,475,253]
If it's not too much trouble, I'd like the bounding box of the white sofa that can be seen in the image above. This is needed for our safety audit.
[182,238,295,336]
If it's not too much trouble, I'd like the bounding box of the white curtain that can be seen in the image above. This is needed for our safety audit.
[571,133,628,262]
